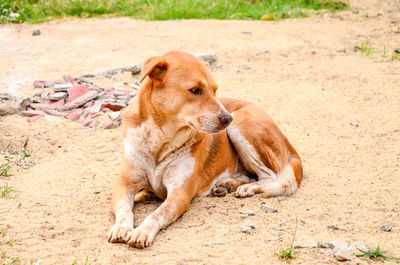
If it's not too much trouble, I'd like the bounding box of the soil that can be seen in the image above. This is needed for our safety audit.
[1,0,400,264]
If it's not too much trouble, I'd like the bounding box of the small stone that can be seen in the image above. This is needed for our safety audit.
[350,122,359,127]
[108,111,121,121]
[332,239,352,261]
[380,223,392,232]
[348,243,370,255]
[241,225,252,234]
[327,224,340,231]
[53,83,73,92]
[336,46,346,53]
[260,205,278,213]
[0,93,30,115]
[32,29,41,36]
[310,50,317,54]
[194,53,217,64]
[103,119,121,129]
[128,64,141,75]
[387,212,392,217]
[334,248,353,261]
[244,221,255,229]
[317,241,334,249]
[394,48,400,54]
[48,92,68,101]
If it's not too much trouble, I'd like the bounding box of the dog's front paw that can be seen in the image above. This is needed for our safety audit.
[107,223,134,243]
[235,183,257,198]
[126,226,156,248]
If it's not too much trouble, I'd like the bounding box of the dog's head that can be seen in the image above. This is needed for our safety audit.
[140,51,232,133]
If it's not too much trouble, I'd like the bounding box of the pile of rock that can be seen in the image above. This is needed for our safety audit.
[23,75,138,129]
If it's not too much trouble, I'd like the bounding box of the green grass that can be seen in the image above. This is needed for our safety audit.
[278,218,298,261]
[71,258,92,265]
[357,245,400,263]
[0,183,16,198]
[1,0,348,23]
[354,41,373,57]
[0,157,13,177]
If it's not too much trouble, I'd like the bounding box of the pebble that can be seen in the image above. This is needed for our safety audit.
[48,92,68,101]
[244,221,255,229]
[0,93,30,115]
[332,239,353,261]
[241,225,252,234]
[32,29,41,36]
[260,205,278,213]
[327,224,340,231]
[394,48,400,54]
[348,243,369,255]
[194,53,217,64]
[336,46,346,53]
[380,223,392,232]
[317,241,334,249]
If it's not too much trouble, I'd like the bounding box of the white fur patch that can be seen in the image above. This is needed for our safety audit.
[115,194,134,227]
[123,118,197,197]
[227,125,277,180]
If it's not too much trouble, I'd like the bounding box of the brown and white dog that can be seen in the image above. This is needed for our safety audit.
[107,51,302,248]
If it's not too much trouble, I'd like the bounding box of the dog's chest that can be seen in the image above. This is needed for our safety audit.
[124,120,196,198]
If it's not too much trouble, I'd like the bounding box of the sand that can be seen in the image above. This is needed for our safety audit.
[1,0,400,264]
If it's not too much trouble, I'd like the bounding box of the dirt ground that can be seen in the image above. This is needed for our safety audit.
[1,0,400,264]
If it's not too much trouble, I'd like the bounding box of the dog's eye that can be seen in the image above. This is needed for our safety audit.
[189,87,202,95]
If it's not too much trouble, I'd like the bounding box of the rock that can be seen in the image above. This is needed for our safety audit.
[380,223,392,232]
[28,115,43,122]
[128,64,141,75]
[0,93,30,116]
[67,84,90,102]
[244,221,255,229]
[332,239,352,261]
[317,241,334,249]
[61,91,98,111]
[21,110,44,117]
[327,224,340,231]
[261,14,275,21]
[350,122,359,127]
[194,53,217,64]
[348,243,369,255]
[334,248,353,261]
[387,212,392,217]
[394,48,400,54]
[32,29,41,36]
[108,111,121,121]
[66,109,85,121]
[53,83,73,92]
[260,205,278,213]
[48,92,68,101]
[336,46,346,53]
[103,119,121,129]
[241,225,252,234]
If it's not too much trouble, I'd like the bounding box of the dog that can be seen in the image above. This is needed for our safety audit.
[107,51,302,248]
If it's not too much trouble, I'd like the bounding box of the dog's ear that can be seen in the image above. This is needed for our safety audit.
[140,56,168,83]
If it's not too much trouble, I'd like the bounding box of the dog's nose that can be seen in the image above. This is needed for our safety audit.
[218,113,233,126]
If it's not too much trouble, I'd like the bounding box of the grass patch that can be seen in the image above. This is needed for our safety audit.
[0,183,16,198]
[357,245,400,263]
[0,157,13,177]
[1,0,348,23]
[0,255,20,265]
[278,218,297,261]
[354,41,373,57]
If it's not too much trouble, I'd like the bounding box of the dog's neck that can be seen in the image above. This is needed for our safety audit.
[136,82,201,162]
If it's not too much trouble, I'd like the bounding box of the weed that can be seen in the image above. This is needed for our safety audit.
[357,245,400,262]
[0,256,20,265]
[393,52,400,61]
[1,0,348,24]
[0,157,13,177]
[0,183,16,198]
[21,149,30,160]
[278,218,298,261]
[354,41,373,57]
[382,45,387,58]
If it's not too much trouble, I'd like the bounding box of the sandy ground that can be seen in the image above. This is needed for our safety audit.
[1,0,400,264]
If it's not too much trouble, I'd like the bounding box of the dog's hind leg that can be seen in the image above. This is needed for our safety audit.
[225,106,301,198]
